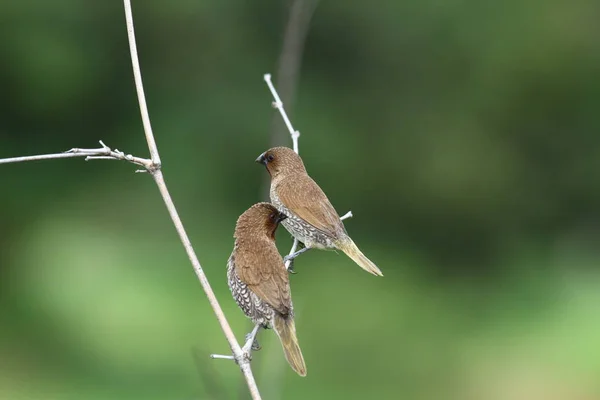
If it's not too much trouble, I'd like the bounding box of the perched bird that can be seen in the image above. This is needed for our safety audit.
[256,147,383,277]
[227,202,307,376]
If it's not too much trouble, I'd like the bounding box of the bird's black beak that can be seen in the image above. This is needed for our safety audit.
[255,152,267,165]
[276,213,288,224]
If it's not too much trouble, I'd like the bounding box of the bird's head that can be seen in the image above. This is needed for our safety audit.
[234,202,287,240]
[255,147,307,179]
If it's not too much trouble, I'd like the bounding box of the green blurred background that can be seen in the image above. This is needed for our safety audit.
[1,0,600,399]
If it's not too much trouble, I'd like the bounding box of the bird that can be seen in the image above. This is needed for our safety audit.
[227,202,307,376]
[256,146,383,277]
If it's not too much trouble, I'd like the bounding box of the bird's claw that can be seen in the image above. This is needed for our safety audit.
[288,263,297,274]
[284,246,311,274]
[284,256,298,274]
[244,333,261,352]
[242,350,253,362]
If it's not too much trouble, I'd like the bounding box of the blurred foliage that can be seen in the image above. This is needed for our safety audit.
[1,0,599,399]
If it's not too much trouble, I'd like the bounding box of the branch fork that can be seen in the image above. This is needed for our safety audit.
[211,323,261,363]
[68,140,156,171]
[1,1,261,398]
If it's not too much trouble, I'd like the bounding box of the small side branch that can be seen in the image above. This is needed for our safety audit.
[210,354,235,360]
[264,74,300,153]
[0,140,152,169]
[340,211,353,221]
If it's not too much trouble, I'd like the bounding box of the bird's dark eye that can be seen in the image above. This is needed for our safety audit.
[267,154,275,162]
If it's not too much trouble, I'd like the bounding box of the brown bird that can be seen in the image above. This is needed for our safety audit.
[256,147,383,276]
[227,202,306,376]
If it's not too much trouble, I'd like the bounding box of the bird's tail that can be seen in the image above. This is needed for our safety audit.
[336,238,383,276]
[273,314,307,377]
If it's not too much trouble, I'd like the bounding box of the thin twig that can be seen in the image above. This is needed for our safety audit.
[340,211,353,221]
[0,141,152,168]
[123,0,160,167]
[121,1,261,399]
[264,74,300,153]
[152,170,262,400]
[0,151,100,165]
[210,354,236,361]
[152,170,245,355]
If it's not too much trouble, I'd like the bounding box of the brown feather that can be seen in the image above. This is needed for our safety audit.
[232,203,292,316]
[235,242,291,316]
[275,173,345,239]
[258,147,345,239]
[273,314,307,376]
[229,202,307,376]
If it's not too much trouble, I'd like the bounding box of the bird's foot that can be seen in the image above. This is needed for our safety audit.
[242,324,262,354]
[285,246,310,260]
[212,325,261,363]
[285,258,297,274]
[284,246,311,274]
[244,333,261,351]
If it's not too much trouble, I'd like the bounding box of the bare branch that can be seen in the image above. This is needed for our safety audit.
[152,171,261,391]
[0,141,152,168]
[210,354,236,360]
[0,151,101,165]
[264,74,300,153]
[340,211,353,221]
[121,1,261,398]
[123,0,161,166]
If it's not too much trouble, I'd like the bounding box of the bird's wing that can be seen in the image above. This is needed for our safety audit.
[235,242,291,316]
[276,174,344,237]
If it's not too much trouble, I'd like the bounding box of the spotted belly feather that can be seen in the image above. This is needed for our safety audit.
[227,253,274,328]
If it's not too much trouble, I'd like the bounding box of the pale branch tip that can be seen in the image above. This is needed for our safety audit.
[264,72,299,153]
[210,354,235,360]
[340,211,353,220]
